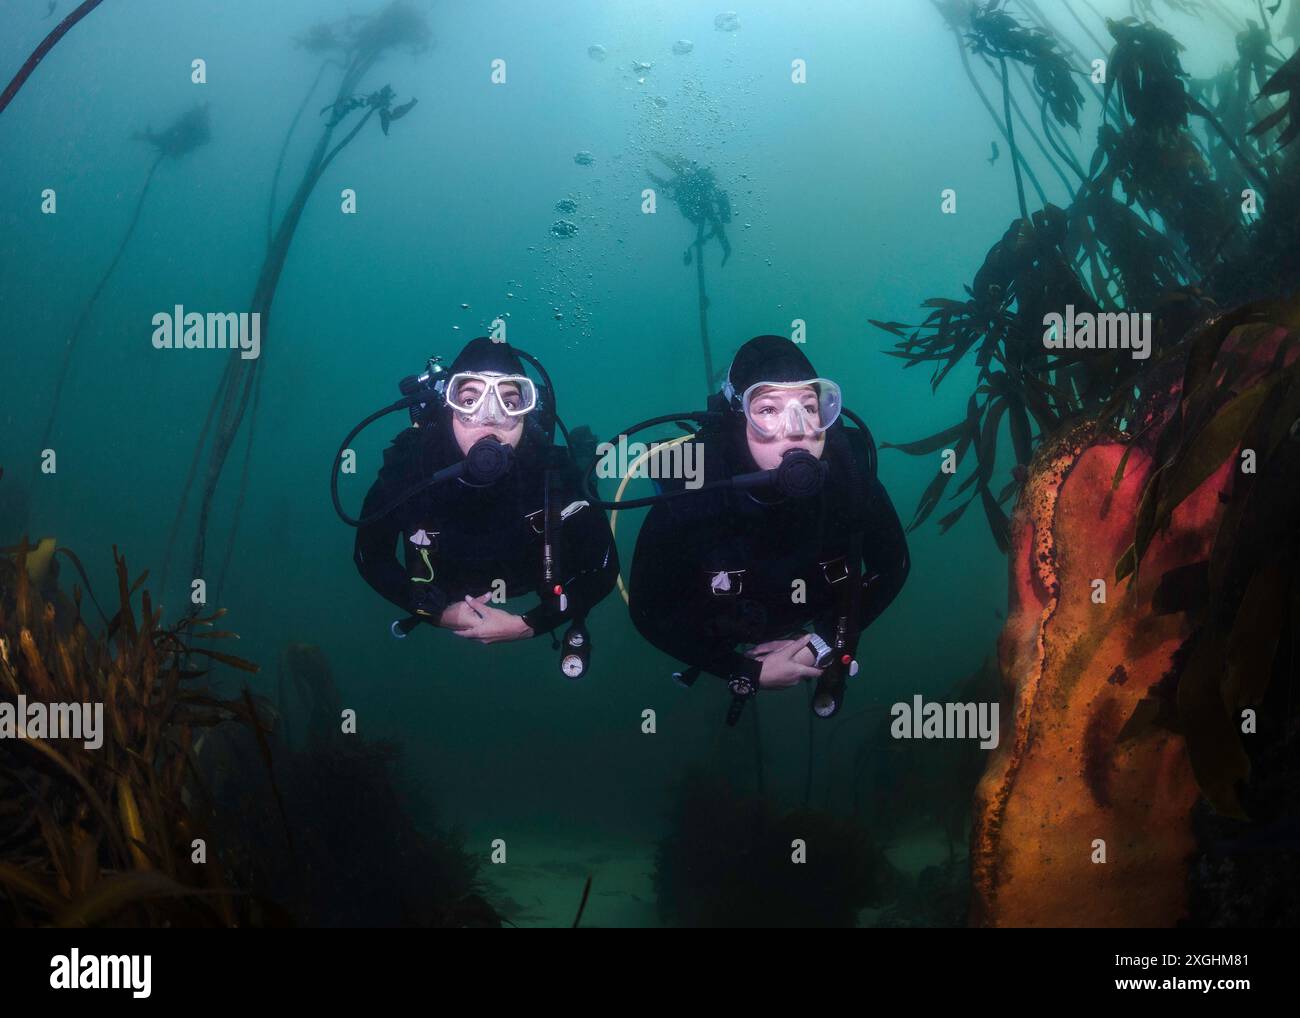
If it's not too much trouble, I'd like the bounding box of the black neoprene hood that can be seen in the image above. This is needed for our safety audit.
[725,335,819,399]
[448,336,526,376]
[723,335,824,473]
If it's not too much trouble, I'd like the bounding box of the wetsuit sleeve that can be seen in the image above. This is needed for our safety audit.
[520,500,620,637]
[627,504,763,687]
[352,436,450,622]
[813,469,910,646]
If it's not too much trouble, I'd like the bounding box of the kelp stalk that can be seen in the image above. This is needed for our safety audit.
[0,0,107,116]
[34,151,164,469]
[163,2,428,599]
[693,222,715,391]
[944,15,1050,208]
[1001,56,1029,221]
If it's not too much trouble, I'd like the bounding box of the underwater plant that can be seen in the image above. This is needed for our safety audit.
[0,529,493,927]
[654,770,885,927]
[163,1,430,601]
[966,0,1085,218]
[1112,296,1300,818]
[879,0,1296,550]
[873,1,1300,927]
[1251,46,1300,149]
[872,203,1113,550]
[0,538,263,927]
[34,103,212,479]
[0,0,108,117]
[195,642,500,927]
[647,152,735,389]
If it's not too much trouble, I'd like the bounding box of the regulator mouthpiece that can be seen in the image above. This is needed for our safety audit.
[730,448,827,498]
[774,448,827,498]
[463,436,515,484]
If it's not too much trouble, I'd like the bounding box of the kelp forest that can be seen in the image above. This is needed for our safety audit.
[0,0,1297,934]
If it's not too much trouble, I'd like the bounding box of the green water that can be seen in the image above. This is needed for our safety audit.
[0,0,1242,926]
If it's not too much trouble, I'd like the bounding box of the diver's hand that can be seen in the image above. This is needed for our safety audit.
[452,595,535,644]
[758,639,824,688]
[745,638,800,660]
[438,595,488,631]
[747,640,818,667]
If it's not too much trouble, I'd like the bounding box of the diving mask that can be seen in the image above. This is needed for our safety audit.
[445,371,537,427]
[740,378,842,439]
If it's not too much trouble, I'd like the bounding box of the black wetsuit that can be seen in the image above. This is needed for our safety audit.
[354,427,619,636]
[628,423,909,687]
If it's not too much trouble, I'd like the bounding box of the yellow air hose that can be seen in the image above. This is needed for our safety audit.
[609,433,694,604]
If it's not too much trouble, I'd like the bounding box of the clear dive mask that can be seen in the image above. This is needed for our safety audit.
[445,371,537,428]
[740,378,842,439]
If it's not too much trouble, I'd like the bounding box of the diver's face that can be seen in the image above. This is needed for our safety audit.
[744,384,825,470]
[450,377,526,454]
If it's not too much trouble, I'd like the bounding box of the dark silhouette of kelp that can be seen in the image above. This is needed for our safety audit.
[0,0,107,117]
[1251,45,1300,148]
[654,770,886,927]
[34,103,211,479]
[877,1,1299,549]
[131,101,211,158]
[194,642,499,927]
[966,0,1084,219]
[163,1,430,603]
[647,153,735,389]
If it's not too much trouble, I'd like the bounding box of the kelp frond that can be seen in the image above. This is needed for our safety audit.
[0,543,259,927]
[1112,295,1300,816]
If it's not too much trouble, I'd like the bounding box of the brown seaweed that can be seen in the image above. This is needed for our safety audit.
[877,2,1296,550]
[0,541,259,927]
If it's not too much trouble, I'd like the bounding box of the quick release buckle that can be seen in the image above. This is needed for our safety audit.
[525,501,590,535]
[408,528,439,549]
[820,557,849,584]
[709,569,745,596]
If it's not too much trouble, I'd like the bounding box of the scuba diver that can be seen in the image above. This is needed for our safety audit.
[334,337,618,678]
[588,335,909,724]
[648,151,733,266]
